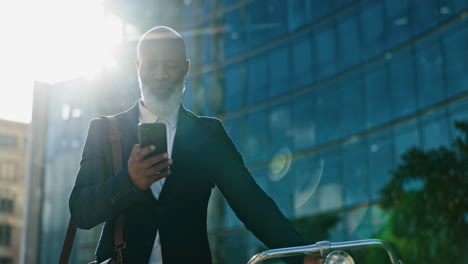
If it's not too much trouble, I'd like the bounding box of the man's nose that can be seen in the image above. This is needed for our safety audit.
[153,66,168,80]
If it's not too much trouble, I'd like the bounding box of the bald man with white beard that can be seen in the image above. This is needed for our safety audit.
[69,26,322,264]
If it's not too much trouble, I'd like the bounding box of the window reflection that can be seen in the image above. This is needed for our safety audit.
[292,91,316,151]
[365,62,392,128]
[367,131,395,201]
[443,25,468,97]
[339,72,365,137]
[343,140,369,206]
[389,50,417,118]
[315,84,340,144]
[223,63,244,112]
[268,45,290,97]
[416,39,445,108]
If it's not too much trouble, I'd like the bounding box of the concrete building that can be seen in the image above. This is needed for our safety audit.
[0,119,28,264]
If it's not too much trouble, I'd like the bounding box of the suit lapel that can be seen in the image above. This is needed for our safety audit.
[158,105,203,201]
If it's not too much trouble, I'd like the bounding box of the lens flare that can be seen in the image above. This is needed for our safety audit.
[268,147,292,182]
[294,158,324,208]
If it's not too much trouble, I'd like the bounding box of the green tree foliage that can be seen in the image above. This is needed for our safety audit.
[376,122,468,263]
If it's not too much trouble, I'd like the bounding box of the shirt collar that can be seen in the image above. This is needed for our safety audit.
[138,99,179,127]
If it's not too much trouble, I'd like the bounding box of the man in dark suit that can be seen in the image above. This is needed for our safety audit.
[69,26,322,264]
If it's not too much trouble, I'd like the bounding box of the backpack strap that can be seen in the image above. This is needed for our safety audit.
[59,116,125,264]
[102,116,126,261]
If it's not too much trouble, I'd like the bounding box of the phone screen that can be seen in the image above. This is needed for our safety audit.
[137,123,168,159]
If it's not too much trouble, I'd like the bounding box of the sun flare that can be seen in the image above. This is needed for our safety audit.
[0,0,122,123]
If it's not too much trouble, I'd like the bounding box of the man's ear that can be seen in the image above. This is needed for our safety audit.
[185,59,190,77]
[135,59,140,70]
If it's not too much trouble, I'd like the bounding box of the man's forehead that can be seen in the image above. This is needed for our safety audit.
[139,43,185,60]
[138,38,186,60]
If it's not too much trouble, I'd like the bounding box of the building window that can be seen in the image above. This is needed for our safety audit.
[0,134,17,148]
[0,162,16,183]
[0,225,11,246]
[0,258,11,264]
[0,198,13,214]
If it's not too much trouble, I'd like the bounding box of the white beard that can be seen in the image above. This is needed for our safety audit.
[140,80,185,116]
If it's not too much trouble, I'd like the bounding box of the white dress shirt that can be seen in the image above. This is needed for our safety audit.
[138,100,179,264]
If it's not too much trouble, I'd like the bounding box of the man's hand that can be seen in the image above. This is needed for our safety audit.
[303,255,324,264]
[128,144,172,190]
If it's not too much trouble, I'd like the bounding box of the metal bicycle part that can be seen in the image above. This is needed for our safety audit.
[247,239,403,264]
[324,250,355,264]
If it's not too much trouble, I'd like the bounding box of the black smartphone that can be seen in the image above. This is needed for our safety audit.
[137,123,168,159]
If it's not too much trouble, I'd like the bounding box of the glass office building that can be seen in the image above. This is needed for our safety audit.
[178,0,467,263]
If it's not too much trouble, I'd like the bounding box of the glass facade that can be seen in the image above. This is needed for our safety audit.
[181,0,468,263]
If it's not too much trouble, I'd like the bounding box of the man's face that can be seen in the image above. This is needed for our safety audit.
[136,40,189,102]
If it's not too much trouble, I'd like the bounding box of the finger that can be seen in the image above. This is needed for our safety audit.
[131,144,139,154]
[152,168,171,182]
[135,145,155,161]
[146,159,172,175]
[141,152,169,168]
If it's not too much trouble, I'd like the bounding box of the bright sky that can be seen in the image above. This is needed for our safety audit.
[0,0,122,123]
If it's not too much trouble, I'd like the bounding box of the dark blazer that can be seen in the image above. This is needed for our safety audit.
[69,101,305,264]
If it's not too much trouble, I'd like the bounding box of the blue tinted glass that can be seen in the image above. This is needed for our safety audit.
[182,77,193,110]
[393,120,421,161]
[246,55,268,105]
[389,49,417,118]
[314,148,343,212]
[365,62,392,128]
[223,232,249,264]
[245,0,267,49]
[337,9,361,70]
[245,109,270,163]
[343,140,369,206]
[268,103,292,152]
[384,0,411,49]
[346,206,375,239]
[268,45,290,98]
[360,0,385,60]
[334,0,355,9]
[315,84,340,144]
[292,34,314,89]
[416,39,445,108]
[287,0,312,32]
[439,0,467,20]
[339,72,366,137]
[314,24,337,80]
[443,25,468,97]
[293,154,320,217]
[224,63,244,112]
[223,116,244,154]
[449,101,468,140]
[223,0,238,7]
[292,91,317,151]
[309,1,334,22]
[202,0,211,14]
[264,0,288,40]
[202,72,214,115]
[224,9,245,57]
[410,0,439,36]
[421,109,451,150]
[367,131,394,200]
[202,22,212,64]
[267,165,295,218]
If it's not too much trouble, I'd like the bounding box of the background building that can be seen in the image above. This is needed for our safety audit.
[176,1,468,263]
[0,119,28,264]
[22,0,467,263]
